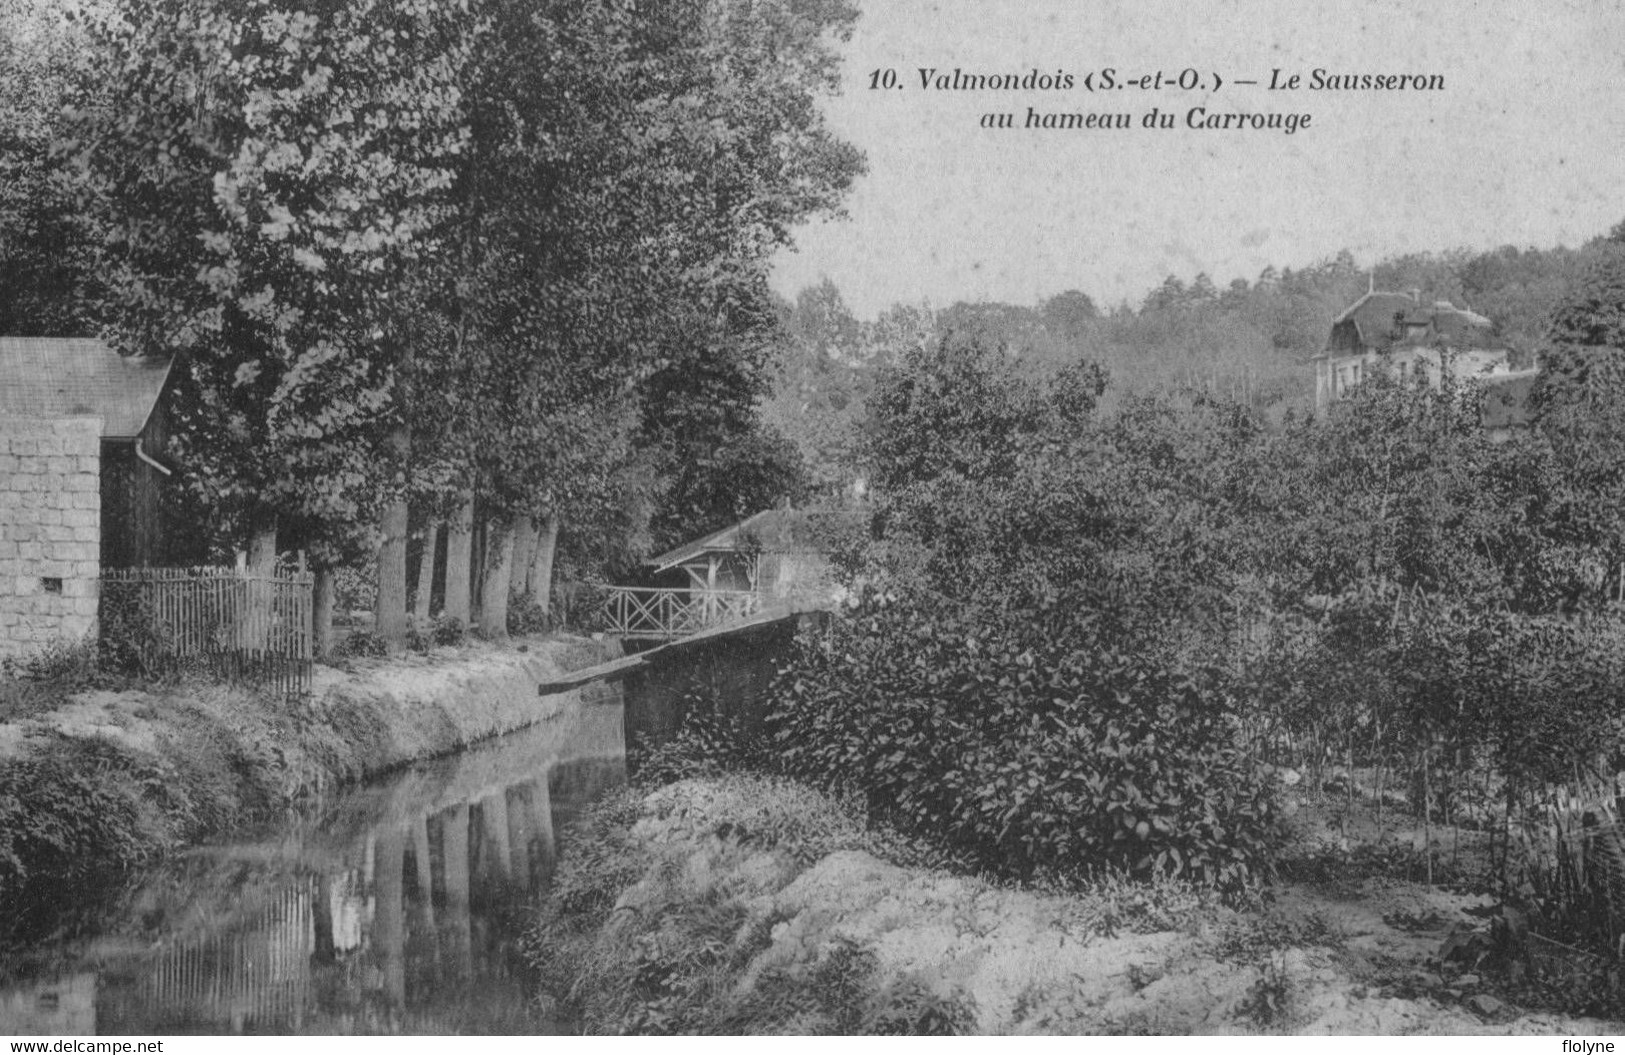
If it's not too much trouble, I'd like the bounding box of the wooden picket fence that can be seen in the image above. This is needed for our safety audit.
[101,566,314,697]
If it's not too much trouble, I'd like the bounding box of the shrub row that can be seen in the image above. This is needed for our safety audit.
[767,598,1285,889]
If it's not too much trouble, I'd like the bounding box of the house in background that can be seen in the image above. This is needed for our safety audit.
[646,506,866,606]
[0,337,180,657]
[1313,288,1528,413]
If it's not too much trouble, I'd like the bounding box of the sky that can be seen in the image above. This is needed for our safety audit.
[768,0,1625,318]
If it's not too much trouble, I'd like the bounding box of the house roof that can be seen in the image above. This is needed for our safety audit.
[1430,307,1497,348]
[648,507,867,573]
[1331,291,1499,353]
[0,337,172,440]
[1334,291,1419,347]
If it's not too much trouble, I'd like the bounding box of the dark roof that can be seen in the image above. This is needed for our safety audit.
[1330,291,1499,353]
[1431,307,1498,349]
[648,507,867,572]
[1334,292,1419,348]
[0,337,172,440]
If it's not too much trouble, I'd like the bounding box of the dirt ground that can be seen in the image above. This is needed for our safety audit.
[1223,796,1597,1035]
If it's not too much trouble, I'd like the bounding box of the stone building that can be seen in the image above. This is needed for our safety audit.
[0,338,176,659]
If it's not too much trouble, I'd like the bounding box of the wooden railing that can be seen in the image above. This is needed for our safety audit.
[601,586,760,640]
[101,566,314,698]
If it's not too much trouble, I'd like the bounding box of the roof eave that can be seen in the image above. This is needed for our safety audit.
[644,509,784,571]
[648,545,728,574]
[127,356,174,438]
[1331,291,1374,325]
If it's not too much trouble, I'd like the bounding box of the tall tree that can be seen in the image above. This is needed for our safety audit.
[636,282,809,553]
[1516,238,1625,606]
[865,332,1052,493]
[1547,239,1625,350]
[0,0,101,334]
[1040,289,1099,343]
[384,0,865,635]
[72,0,473,580]
[762,283,916,499]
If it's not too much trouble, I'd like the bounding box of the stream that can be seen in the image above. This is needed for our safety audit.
[0,682,629,1035]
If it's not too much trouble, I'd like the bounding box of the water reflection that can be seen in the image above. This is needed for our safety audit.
[1,687,626,1036]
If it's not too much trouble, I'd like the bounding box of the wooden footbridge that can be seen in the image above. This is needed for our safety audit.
[533,584,834,701]
[538,602,828,698]
[599,586,761,641]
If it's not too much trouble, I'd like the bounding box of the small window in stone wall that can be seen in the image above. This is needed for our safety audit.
[42,577,62,594]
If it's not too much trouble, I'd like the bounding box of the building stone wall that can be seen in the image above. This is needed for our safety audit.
[0,416,101,660]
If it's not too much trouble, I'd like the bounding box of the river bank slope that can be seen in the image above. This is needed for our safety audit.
[528,773,1625,1035]
[0,635,615,946]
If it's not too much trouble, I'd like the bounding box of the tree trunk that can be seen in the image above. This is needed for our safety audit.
[478,515,515,640]
[375,496,410,649]
[527,514,560,616]
[413,520,439,629]
[510,516,539,597]
[245,516,277,651]
[373,407,412,649]
[443,492,474,625]
[313,566,335,659]
[247,518,277,574]
[1423,745,1434,888]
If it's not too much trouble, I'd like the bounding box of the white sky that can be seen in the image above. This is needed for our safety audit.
[769,0,1625,317]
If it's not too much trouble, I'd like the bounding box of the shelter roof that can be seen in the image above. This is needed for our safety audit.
[648,507,867,572]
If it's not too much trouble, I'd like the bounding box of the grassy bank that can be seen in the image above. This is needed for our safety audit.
[0,634,611,947]
[525,773,1625,1035]
[524,774,987,1034]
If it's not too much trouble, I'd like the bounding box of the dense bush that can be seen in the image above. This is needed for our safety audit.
[506,591,552,636]
[1,641,135,725]
[770,599,1284,888]
[96,582,164,676]
[759,336,1287,889]
[430,614,467,647]
[0,736,157,942]
[632,689,767,789]
[1,639,100,690]
[330,564,377,619]
[552,581,610,633]
[332,628,388,658]
[1382,605,1625,787]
